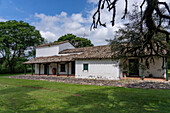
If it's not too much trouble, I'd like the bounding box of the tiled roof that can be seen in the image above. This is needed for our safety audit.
[34,41,69,48]
[73,45,112,59]
[23,45,112,64]
[23,54,79,64]
[59,45,110,54]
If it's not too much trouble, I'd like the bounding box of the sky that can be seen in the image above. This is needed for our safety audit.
[0,0,168,46]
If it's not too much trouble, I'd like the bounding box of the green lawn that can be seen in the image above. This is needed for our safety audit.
[0,73,26,77]
[0,75,170,113]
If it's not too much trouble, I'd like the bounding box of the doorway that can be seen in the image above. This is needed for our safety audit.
[44,64,47,74]
[71,61,75,75]
[128,59,139,77]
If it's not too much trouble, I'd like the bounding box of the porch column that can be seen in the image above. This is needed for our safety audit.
[56,63,59,76]
[67,62,69,77]
[47,63,49,76]
[39,64,41,76]
[31,64,34,75]
[165,57,168,81]
[24,64,27,75]
[141,58,144,80]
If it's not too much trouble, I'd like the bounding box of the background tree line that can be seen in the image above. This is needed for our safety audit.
[0,20,44,73]
[54,33,94,48]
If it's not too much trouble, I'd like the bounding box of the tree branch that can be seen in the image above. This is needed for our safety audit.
[121,0,128,19]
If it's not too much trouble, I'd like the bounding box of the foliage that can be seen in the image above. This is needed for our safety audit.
[107,5,169,68]
[91,0,170,64]
[0,77,170,112]
[0,20,44,73]
[55,34,94,48]
[0,57,33,74]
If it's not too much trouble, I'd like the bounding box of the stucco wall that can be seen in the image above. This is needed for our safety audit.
[139,57,166,78]
[75,59,120,80]
[35,63,72,75]
[35,42,75,57]
[36,45,59,57]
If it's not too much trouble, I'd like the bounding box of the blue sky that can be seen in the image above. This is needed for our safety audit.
[0,0,168,45]
[0,0,91,21]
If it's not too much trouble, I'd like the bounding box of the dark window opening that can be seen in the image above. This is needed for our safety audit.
[60,64,65,72]
[83,64,88,71]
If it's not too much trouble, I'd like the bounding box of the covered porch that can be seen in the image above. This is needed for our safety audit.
[120,57,169,81]
[121,76,168,82]
[24,61,75,77]
[23,54,78,77]
[26,74,75,77]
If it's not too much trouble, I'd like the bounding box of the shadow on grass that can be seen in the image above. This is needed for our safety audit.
[52,87,170,113]
[0,84,43,113]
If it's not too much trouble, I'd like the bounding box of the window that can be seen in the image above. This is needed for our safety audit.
[60,64,65,72]
[83,64,88,71]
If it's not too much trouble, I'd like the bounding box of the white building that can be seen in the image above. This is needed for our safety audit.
[24,41,168,80]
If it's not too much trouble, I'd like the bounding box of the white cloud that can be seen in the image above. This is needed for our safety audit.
[33,11,117,45]
[32,0,170,46]
[32,6,123,45]
[0,17,7,22]
[87,0,98,4]
[40,31,57,41]
[71,14,85,23]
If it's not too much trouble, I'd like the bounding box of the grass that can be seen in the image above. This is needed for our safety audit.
[0,74,170,113]
[168,69,170,77]
[0,73,31,77]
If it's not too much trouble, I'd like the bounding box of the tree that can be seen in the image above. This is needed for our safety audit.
[107,4,169,68]
[55,34,94,48]
[91,0,170,60]
[0,20,44,73]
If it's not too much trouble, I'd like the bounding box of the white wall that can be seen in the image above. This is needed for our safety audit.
[35,63,72,75]
[36,42,75,57]
[36,45,59,57]
[139,57,166,78]
[75,59,120,80]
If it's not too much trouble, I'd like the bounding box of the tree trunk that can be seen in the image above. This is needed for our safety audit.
[9,64,15,74]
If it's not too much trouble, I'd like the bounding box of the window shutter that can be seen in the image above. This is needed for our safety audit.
[83,64,88,70]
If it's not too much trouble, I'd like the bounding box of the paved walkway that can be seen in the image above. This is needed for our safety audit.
[8,75,170,89]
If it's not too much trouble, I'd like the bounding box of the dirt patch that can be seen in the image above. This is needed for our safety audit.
[7,75,170,89]
[73,94,82,97]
